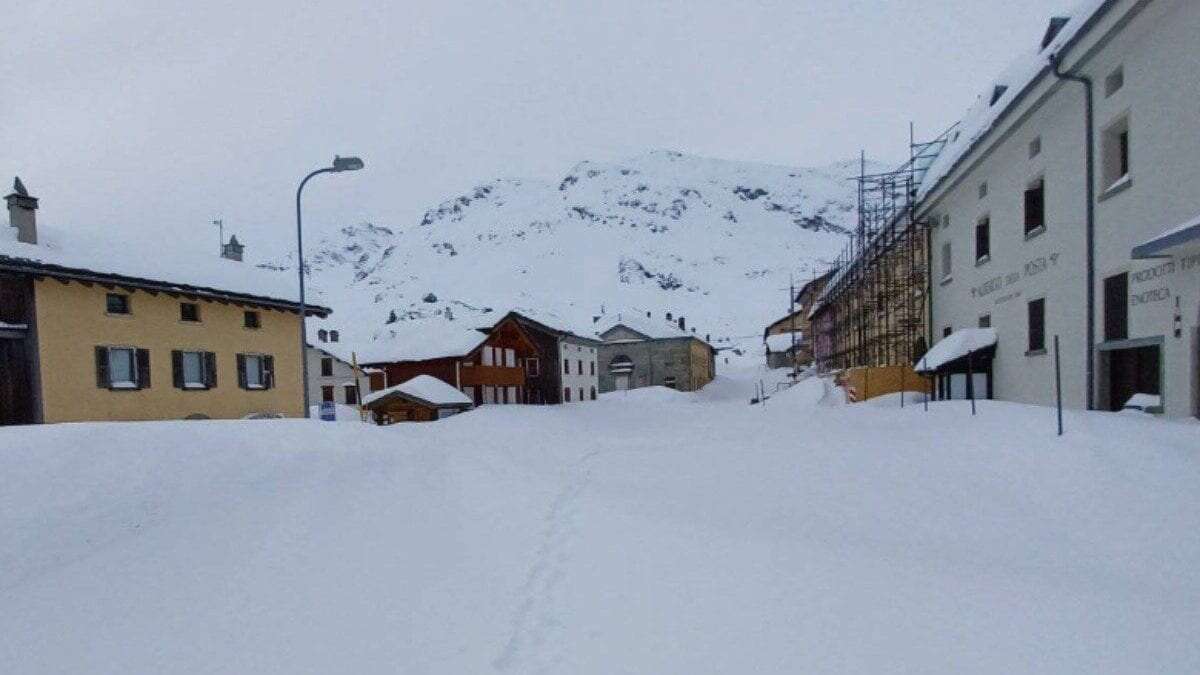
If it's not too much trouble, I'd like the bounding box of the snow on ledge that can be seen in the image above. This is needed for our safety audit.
[765,332,801,353]
[915,328,997,373]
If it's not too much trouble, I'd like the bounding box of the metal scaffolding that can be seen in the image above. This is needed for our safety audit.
[814,123,956,371]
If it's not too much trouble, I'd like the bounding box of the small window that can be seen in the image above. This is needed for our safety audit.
[1102,116,1131,190]
[978,315,992,328]
[482,347,494,366]
[106,293,130,315]
[344,385,359,404]
[577,359,583,375]
[975,217,991,262]
[978,181,988,199]
[940,241,952,280]
[525,357,540,377]
[180,302,200,322]
[1104,65,1124,97]
[663,376,677,389]
[244,311,261,329]
[504,348,516,367]
[942,214,951,229]
[1029,136,1042,158]
[321,385,335,402]
[318,329,328,342]
[330,330,339,343]
[321,357,333,377]
[590,387,597,400]
[590,361,595,376]
[1028,298,1046,353]
[1024,178,1045,235]
[563,387,571,402]
[563,358,569,375]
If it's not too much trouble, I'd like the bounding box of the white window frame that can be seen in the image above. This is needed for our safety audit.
[107,346,138,389]
[504,348,516,367]
[244,354,266,389]
[181,350,207,389]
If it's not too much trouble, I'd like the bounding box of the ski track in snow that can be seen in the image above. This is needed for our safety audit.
[493,450,600,673]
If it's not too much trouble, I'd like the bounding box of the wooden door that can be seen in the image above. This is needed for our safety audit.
[0,338,33,425]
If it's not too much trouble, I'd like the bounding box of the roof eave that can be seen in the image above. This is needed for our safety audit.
[0,256,330,317]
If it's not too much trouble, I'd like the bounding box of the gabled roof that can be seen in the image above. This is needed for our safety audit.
[362,375,473,408]
[356,327,489,365]
[489,309,602,345]
[595,313,696,341]
[0,224,328,315]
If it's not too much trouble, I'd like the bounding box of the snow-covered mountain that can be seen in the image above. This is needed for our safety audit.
[281,150,875,351]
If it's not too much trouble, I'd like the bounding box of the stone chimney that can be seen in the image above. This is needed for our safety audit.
[5,177,38,245]
[678,316,686,331]
[221,234,244,261]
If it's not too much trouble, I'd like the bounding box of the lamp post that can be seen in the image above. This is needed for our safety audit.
[296,155,364,418]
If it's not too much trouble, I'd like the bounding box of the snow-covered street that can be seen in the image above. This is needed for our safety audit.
[3,366,1199,673]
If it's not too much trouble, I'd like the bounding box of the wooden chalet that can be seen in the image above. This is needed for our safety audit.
[488,310,601,404]
[359,314,539,405]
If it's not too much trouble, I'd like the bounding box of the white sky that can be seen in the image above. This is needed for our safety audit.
[2,0,1079,258]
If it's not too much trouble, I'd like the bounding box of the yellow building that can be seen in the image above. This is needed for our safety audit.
[0,180,329,425]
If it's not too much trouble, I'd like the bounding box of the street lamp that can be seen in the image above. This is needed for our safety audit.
[296,155,364,418]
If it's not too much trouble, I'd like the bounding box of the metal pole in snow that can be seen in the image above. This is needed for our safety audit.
[922,357,929,412]
[1054,334,1064,436]
[967,348,976,416]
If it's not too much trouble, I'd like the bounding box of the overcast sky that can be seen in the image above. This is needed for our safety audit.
[3,0,1079,258]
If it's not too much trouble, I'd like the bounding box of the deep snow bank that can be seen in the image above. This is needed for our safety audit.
[2,381,1199,673]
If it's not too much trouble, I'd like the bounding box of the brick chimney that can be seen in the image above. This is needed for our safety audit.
[221,234,244,261]
[5,177,38,245]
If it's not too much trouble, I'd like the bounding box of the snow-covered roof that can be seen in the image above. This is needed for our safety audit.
[362,375,473,408]
[916,0,1109,200]
[0,224,323,313]
[595,312,700,342]
[356,327,488,365]
[1132,210,1200,259]
[765,332,802,353]
[491,309,600,344]
[915,328,998,373]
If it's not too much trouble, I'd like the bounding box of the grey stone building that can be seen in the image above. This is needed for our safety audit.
[595,313,715,393]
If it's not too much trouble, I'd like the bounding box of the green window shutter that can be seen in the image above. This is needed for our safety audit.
[171,351,184,389]
[236,354,247,389]
[263,355,275,389]
[136,348,151,389]
[95,346,110,389]
[204,352,218,389]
